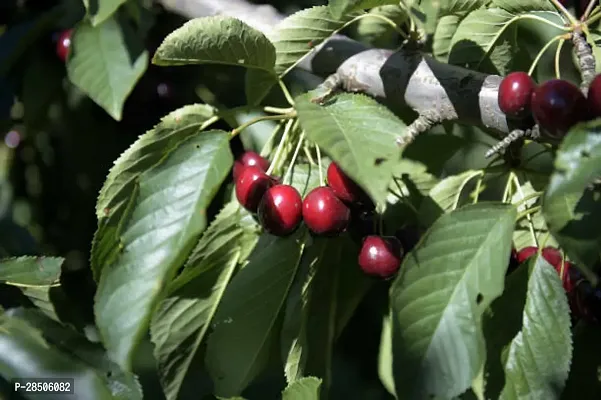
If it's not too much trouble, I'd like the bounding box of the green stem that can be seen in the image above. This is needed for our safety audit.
[512,191,543,207]
[278,80,296,106]
[283,131,305,185]
[528,34,566,76]
[263,106,295,114]
[515,205,541,221]
[513,174,539,247]
[230,113,294,138]
[260,122,284,158]
[267,119,294,176]
[355,13,408,39]
[550,0,580,25]
[583,0,598,20]
[555,38,567,79]
[316,144,324,186]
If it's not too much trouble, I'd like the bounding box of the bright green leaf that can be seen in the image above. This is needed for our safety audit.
[542,121,601,268]
[206,229,307,397]
[296,92,405,205]
[433,14,464,62]
[82,0,127,26]
[499,254,572,399]
[378,313,395,397]
[0,256,63,285]
[328,0,397,19]
[282,376,323,400]
[153,16,276,72]
[67,17,148,120]
[390,202,516,399]
[91,104,217,280]
[490,0,556,13]
[94,130,233,371]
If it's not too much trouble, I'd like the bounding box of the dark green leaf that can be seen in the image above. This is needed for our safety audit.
[91,104,217,280]
[82,0,127,26]
[562,322,601,399]
[356,5,409,48]
[499,254,572,399]
[491,0,556,13]
[296,92,405,205]
[94,130,233,370]
[206,229,308,397]
[390,202,516,399]
[67,17,148,120]
[0,256,63,285]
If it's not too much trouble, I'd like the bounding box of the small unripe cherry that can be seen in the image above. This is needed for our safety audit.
[235,166,276,213]
[233,151,270,180]
[302,186,351,236]
[498,72,536,119]
[257,184,302,236]
[358,235,403,278]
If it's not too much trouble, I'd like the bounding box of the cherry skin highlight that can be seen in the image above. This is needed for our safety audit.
[233,151,270,180]
[531,79,590,139]
[235,165,276,213]
[358,236,404,278]
[257,184,302,236]
[56,29,73,62]
[498,72,536,119]
[326,162,369,205]
[302,186,351,235]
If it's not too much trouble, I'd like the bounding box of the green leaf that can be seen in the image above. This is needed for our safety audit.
[490,0,556,13]
[282,376,323,400]
[288,162,327,198]
[281,235,354,392]
[378,313,395,397]
[206,229,308,397]
[499,254,572,399]
[438,0,488,15]
[82,0,128,26]
[153,16,276,72]
[511,180,557,251]
[449,8,517,74]
[94,130,233,371]
[6,308,143,399]
[0,256,63,285]
[67,17,148,120]
[328,0,397,19]
[542,122,601,268]
[390,202,517,399]
[91,104,217,280]
[0,314,116,399]
[356,5,410,48]
[432,14,464,62]
[296,92,405,205]
[151,202,259,400]
[418,169,483,226]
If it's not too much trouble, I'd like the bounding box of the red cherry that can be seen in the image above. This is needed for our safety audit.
[531,79,590,139]
[327,162,369,205]
[257,184,302,236]
[358,236,404,278]
[233,151,270,180]
[302,186,351,235]
[587,74,601,118]
[516,246,538,263]
[235,166,276,213]
[498,72,536,119]
[56,29,73,62]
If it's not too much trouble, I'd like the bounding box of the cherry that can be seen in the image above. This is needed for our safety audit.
[257,184,302,236]
[531,79,590,139]
[302,186,351,235]
[56,29,73,62]
[358,236,404,278]
[516,246,575,292]
[327,162,369,205]
[235,165,276,213]
[587,74,601,118]
[498,72,536,119]
[516,246,538,263]
[233,151,270,180]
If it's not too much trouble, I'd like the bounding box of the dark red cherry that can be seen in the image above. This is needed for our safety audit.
[235,166,276,213]
[516,246,538,263]
[302,186,351,236]
[257,184,302,236]
[327,162,369,205]
[498,72,536,119]
[56,29,73,62]
[587,74,601,118]
[531,79,590,139]
[233,151,270,180]
[358,235,404,278]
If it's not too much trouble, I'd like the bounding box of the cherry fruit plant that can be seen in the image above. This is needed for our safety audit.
[3,0,601,399]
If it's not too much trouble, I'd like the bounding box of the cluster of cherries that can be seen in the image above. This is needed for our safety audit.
[513,246,600,323]
[233,151,404,278]
[498,71,601,137]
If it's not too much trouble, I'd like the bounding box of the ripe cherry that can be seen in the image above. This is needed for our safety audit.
[358,235,404,278]
[587,74,601,118]
[516,246,575,292]
[302,186,351,235]
[516,246,538,263]
[327,162,369,205]
[233,151,270,180]
[257,184,302,236]
[235,165,276,213]
[56,29,73,62]
[531,79,590,139]
[498,72,536,119]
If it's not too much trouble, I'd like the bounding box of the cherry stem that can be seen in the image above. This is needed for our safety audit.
[200,115,220,131]
[512,173,539,247]
[267,119,294,176]
[554,38,566,79]
[315,144,324,186]
[230,113,295,138]
[582,0,598,20]
[283,131,306,185]
[550,0,579,26]
[512,191,543,207]
[528,34,565,76]
[263,106,295,114]
[278,80,296,106]
[260,122,284,158]
[515,205,541,221]
[303,141,317,165]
